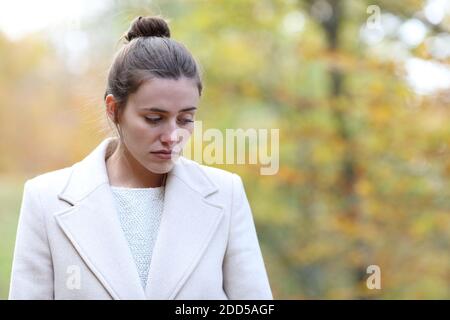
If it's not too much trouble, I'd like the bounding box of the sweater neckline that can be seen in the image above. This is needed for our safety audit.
[110,185,165,191]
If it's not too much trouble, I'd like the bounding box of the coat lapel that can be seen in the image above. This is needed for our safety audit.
[55,184,146,299]
[55,137,223,300]
[144,170,223,299]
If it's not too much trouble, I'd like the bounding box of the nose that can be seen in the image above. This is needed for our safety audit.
[160,122,182,146]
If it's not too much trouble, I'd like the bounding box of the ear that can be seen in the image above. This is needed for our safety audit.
[105,94,118,123]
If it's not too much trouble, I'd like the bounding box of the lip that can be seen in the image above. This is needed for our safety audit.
[151,152,172,160]
[150,149,180,160]
[152,150,173,154]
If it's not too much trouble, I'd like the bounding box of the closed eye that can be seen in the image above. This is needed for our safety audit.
[144,117,194,125]
[145,117,162,123]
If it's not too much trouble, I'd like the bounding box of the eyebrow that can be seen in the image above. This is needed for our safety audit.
[141,107,197,113]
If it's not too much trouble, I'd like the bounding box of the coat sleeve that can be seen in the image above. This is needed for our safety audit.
[9,179,54,300]
[223,174,273,299]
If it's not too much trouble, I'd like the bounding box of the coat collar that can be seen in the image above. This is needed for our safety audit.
[58,137,218,205]
[54,137,224,299]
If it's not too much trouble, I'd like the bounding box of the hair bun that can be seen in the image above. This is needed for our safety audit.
[124,16,170,41]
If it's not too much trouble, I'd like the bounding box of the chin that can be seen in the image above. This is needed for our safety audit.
[146,162,174,174]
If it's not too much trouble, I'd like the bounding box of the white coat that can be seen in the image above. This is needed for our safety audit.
[8,137,273,300]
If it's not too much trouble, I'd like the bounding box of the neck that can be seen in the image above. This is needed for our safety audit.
[106,140,165,188]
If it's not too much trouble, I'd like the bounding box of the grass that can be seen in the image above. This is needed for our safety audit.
[0,176,25,300]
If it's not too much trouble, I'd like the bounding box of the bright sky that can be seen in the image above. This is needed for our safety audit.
[0,0,109,40]
[406,58,450,94]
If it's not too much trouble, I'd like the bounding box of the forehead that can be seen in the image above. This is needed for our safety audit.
[128,77,200,111]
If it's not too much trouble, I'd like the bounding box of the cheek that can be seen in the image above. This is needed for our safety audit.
[130,118,154,134]
[125,119,159,142]
[139,126,161,142]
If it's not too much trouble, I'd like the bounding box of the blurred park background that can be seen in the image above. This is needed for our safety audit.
[0,0,449,299]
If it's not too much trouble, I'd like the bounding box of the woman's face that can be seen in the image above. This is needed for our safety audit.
[107,76,199,174]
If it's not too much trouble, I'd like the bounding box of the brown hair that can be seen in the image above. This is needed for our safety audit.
[104,15,203,132]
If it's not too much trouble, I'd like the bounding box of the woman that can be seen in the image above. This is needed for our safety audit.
[8,16,272,300]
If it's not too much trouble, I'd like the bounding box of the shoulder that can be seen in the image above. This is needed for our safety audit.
[23,165,74,198]
[177,157,246,204]
[17,166,75,221]
[179,156,241,187]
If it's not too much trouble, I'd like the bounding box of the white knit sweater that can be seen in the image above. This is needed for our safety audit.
[110,185,165,289]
